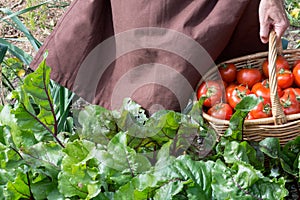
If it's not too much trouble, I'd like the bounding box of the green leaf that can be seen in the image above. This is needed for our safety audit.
[12,102,52,142]
[240,141,264,170]
[166,156,214,199]
[12,57,60,145]
[0,167,15,186]
[149,110,181,142]
[155,141,175,171]
[276,137,299,175]
[231,162,261,189]
[0,43,8,63]
[282,136,300,166]
[46,188,65,200]
[113,180,151,200]
[186,97,206,126]
[96,132,152,175]
[5,172,31,200]
[225,95,262,140]
[154,181,184,200]
[31,175,61,200]
[259,138,281,159]
[58,140,101,199]
[211,160,288,200]
[234,95,263,111]
[0,146,23,172]
[0,187,4,200]
[55,86,74,133]
[61,140,96,171]
[0,38,32,65]
[114,155,212,200]
[0,1,50,22]
[0,105,37,148]
[0,8,41,50]
[115,98,148,131]
[21,141,64,178]
[58,171,101,199]
[223,140,249,164]
[78,105,117,146]
[249,177,288,200]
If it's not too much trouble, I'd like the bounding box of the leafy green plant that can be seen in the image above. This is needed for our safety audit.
[0,1,299,199]
[0,59,297,199]
[0,3,74,133]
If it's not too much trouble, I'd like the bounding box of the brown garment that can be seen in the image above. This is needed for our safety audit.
[30,0,267,113]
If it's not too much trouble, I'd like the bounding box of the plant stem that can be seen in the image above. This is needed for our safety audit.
[10,147,35,200]
[21,103,65,148]
[42,67,58,137]
[26,172,35,200]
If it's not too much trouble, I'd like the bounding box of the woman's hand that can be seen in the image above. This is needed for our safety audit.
[259,0,289,43]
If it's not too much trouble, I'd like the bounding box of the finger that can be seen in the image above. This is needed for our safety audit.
[274,21,290,40]
[260,22,271,44]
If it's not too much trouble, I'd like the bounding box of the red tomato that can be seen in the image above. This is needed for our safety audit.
[280,88,300,115]
[277,69,294,89]
[292,88,300,103]
[218,63,237,83]
[227,85,251,108]
[207,103,233,120]
[251,80,283,104]
[246,112,255,120]
[285,88,300,104]
[215,79,227,89]
[225,83,238,103]
[236,68,262,89]
[197,80,223,107]
[262,55,290,77]
[292,63,300,87]
[248,101,272,119]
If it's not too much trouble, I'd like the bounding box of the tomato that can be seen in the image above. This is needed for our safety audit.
[236,68,262,89]
[215,79,227,89]
[284,88,300,104]
[197,80,223,107]
[248,101,272,119]
[262,55,290,77]
[292,88,300,103]
[292,63,300,87]
[218,63,237,83]
[251,80,283,104]
[246,112,255,120]
[207,103,233,120]
[225,83,238,103]
[277,69,294,89]
[280,88,300,115]
[227,85,251,108]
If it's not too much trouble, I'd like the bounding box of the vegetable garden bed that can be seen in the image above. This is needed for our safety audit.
[0,0,299,199]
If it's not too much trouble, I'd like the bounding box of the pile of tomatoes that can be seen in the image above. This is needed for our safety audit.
[197,56,300,120]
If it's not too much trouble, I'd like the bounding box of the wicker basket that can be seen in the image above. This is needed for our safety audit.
[202,31,300,145]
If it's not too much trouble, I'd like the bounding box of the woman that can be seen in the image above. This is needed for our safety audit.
[30,0,289,114]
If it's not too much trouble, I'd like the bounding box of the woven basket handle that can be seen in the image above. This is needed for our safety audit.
[268,30,287,125]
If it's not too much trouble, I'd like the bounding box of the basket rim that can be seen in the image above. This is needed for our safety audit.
[202,111,300,126]
[216,48,300,67]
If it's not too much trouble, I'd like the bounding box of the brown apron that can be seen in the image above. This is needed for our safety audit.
[30,0,267,113]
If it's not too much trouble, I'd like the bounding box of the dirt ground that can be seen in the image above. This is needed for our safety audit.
[0,0,299,58]
[0,0,72,56]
